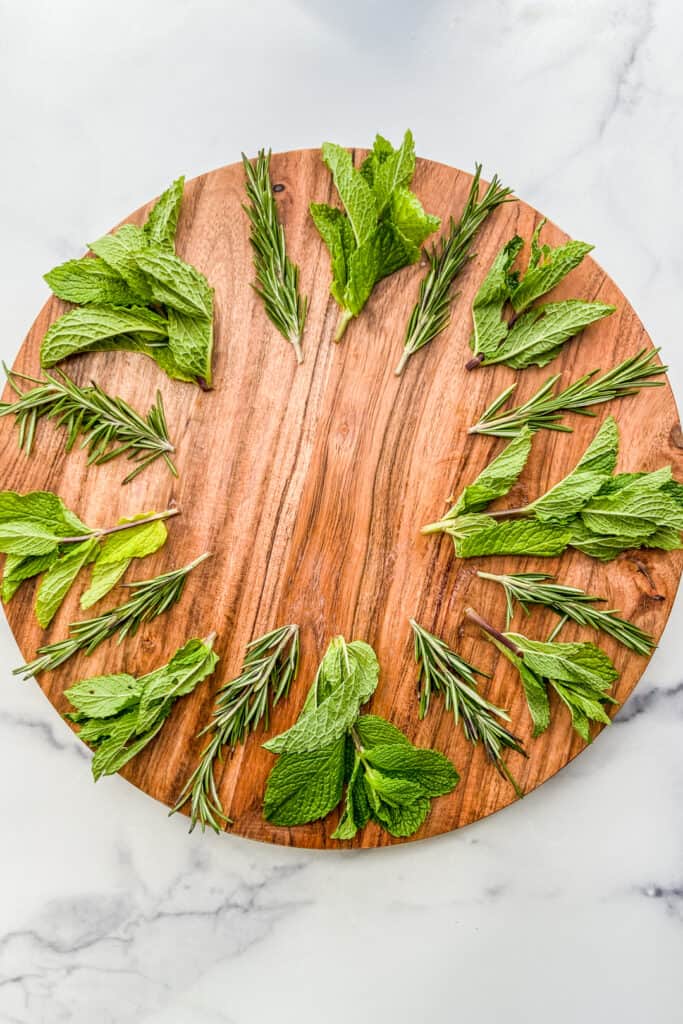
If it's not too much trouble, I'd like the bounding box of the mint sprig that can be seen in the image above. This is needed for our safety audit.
[311,131,440,341]
[262,635,459,840]
[467,220,615,371]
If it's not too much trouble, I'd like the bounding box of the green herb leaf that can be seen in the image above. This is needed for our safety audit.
[455,428,533,514]
[35,537,99,627]
[1,551,58,602]
[0,490,88,556]
[88,224,152,301]
[132,249,213,319]
[262,737,347,826]
[263,636,379,754]
[469,236,523,358]
[40,306,168,368]
[456,518,573,558]
[44,257,141,307]
[64,672,142,717]
[511,225,594,312]
[167,309,214,386]
[80,512,168,609]
[482,300,615,370]
[144,176,185,251]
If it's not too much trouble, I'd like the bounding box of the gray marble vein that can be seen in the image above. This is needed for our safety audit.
[0,1,681,1022]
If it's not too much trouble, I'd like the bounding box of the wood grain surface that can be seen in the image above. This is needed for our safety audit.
[1,150,681,849]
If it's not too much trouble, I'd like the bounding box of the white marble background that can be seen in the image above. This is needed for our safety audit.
[0,1,681,1021]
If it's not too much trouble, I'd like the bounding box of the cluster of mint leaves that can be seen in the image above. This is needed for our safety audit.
[262,636,459,839]
[41,177,215,386]
[467,610,619,742]
[423,416,683,561]
[64,635,218,780]
[310,131,441,340]
[468,221,615,369]
[0,490,171,626]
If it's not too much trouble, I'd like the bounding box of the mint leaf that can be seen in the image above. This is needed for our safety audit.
[167,309,214,386]
[1,551,58,602]
[263,738,347,826]
[511,227,594,312]
[364,744,459,798]
[144,176,185,251]
[371,795,431,838]
[40,306,168,367]
[455,518,572,558]
[132,249,213,319]
[470,236,523,358]
[35,537,99,627]
[507,634,619,688]
[321,143,377,246]
[354,714,411,749]
[80,512,168,609]
[263,636,379,754]
[454,427,533,513]
[483,300,615,370]
[361,131,416,214]
[309,203,355,308]
[44,257,141,307]
[88,224,152,301]
[0,490,88,556]
[64,673,142,717]
[388,186,440,248]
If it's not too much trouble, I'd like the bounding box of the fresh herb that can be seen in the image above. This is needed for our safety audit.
[469,348,666,438]
[465,608,619,741]
[394,166,513,375]
[410,619,526,796]
[172,624,300,833]
[64,634,219,780]
[42,177,215,387]
[422,416,683,560]
[311,131,440,341]
[477,571,655,656]
[262,635,459,839]
[0,365,176,483]
[0,491,175,625]
[242,150,308,364]
[467,221,614,370]
[13,552,209,678]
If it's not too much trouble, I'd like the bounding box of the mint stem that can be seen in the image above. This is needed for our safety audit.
[334,309,354,342]
[464,607,523,656]
[465,352,485,371]
[60,507,180,544]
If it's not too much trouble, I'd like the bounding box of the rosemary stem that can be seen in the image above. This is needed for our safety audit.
[464,607,523,655]
[59,507,180,544]
[292,336,304,364]
[394,349,411,377]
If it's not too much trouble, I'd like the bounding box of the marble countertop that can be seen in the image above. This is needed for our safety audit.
[1,2,681,1021]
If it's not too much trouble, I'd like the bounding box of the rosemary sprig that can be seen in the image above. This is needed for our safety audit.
[172,623,300,833]
[478,570,655,656]
[242,150,308,363]
[469,348,667,438]
[409,618,526,797]
[0,365,177,483]
[13,552,211,679]
[395,166,514,376]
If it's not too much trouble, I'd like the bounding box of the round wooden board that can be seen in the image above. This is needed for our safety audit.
[2,150,682,849]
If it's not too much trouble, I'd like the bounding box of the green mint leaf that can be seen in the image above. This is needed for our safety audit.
[388,185,440,248]
[35,537,99,627]
[0,490,89,556]
[1,551,58,602]
[455,518,572,558]
[135,637,219,733]
[506,634,619,688]
[309,203,355,307]
[88,224,152,301]
[132,249,214,319]
[580,467,683,538]
[167,309,214,385]
[511,229,594,312]
[64,672,142,718]
[40,306,168,368]
[143,176,185,251]
[80,512,168,609]
[353,714,411,749]
[91,718,167,781]
[484,300,615,370]
[263,636,379,754]
[44,257,141,306]
[363,744,460,798]
[517,660,551,736]
[454,427,533,513]
[528,416,618,522]
[363,130,416,213]
[263,737,346,826]
[371,795,431,838]
[321,142,377,246]
[470,236,523,358]
[573,415,620,475]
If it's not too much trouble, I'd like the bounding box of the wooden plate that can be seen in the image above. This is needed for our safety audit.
[2,151,681,849]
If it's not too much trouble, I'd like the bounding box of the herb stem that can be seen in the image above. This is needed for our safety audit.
[464,607,522,655]
[334,309,354,342]
[465,353,485,371]
[59,507,180,544]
